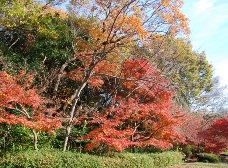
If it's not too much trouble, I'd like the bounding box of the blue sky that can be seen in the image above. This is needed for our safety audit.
[182,0,228,86]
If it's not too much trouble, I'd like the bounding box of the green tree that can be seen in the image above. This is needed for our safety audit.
[0,0,73,93]
[135,38,213,108]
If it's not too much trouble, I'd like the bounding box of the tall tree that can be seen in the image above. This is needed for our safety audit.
[79,58,184,152]
[59,0,189,151]
[132,38,213,109]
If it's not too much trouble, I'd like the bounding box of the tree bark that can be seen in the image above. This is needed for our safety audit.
[32,129,38,150]
[62,79,89,152]
[53,57,77,98]
[63,125,71,152]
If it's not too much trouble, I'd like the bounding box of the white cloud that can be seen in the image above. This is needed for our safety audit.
[213,59,228,87]
[193,0,216,13]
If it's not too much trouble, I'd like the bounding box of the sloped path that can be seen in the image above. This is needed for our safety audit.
[167,163,228,168]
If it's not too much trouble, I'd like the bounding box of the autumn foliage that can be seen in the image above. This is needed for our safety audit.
[199,117,228,154]
[180,112,228,154]
[0,0,224,156]
[180,112,206,146]
[80,59,184,151]
[0,71,62,133]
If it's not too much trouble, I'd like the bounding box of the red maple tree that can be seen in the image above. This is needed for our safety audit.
[80,58,184,151]
[0,71,62,150]
[200,117,228,154]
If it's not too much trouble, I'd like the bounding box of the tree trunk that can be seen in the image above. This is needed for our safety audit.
[53,57,76,98]
[131,133,135,153]
[3,135,6,152]
[62,80,88,152]
[63,125,71,152]
[62,57,96,151]
[32,129,38,150]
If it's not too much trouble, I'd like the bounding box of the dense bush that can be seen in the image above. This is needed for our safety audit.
[0,149,184,168]
[102,151,183,168]
[197,153,220,163]
[0,125,64,155]
[0,149,103,168]
[0,124,33,155]
[181,145,203,158]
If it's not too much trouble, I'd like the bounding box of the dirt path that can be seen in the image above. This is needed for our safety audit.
[167,163,228,168]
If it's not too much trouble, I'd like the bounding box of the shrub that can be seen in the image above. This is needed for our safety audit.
[103,151,184,168]
[0,149,184,168]
[0,149,104,168]
[197,153,220,163]
[181,145,203,158]
[151,151,184,167]
[182,145,194,158]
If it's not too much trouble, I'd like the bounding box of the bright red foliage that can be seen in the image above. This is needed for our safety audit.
[200,117,228,154]
[82,58,184,151]
[0,71,62,133]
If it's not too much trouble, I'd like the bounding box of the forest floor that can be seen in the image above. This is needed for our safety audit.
[168,162,228,168]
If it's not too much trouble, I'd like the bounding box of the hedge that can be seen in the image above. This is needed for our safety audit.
[197,153,220,163]
[0,149,184,168]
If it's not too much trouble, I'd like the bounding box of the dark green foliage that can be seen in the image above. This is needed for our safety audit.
[181,145,193,158]
[0,125,63,155]
[0,124,33,155]
[0,18,73,72]
[181,145,202,158]
[0,149,184,168]
[53,127,89,152]
[197,153,220,163]
[132,146,163,153]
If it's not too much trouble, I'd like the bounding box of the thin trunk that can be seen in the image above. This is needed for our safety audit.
[131,128,135,153]
[32,129,38,150]
[3,135,6,151]
[130,136,135,153]
[53,57,76,98]
[62,80,88,152]
[63,125,71,152]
